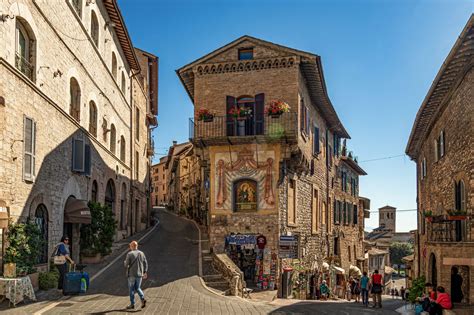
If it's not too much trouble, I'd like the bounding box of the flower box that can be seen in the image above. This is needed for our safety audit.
[426,217,433,223]
[202,116,214,122]
[197,108,214,122]
[265,100,290,117]
[446,215,468,221]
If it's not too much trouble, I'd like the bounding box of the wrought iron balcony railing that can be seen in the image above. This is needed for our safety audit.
[189,113,298,146]
[427,218,473,243]
[15,53,34,81]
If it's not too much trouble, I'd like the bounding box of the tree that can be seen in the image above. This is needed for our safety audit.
[390,242,414,266]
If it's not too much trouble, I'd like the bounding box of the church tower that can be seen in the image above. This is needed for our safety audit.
[379,205,396,232]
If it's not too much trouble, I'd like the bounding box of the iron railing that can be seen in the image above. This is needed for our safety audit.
[427,219,473,243]
[189,113,298,144]
[15,53,34,81]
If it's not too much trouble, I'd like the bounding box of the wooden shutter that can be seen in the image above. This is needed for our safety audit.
[72,138,85,172]
[313,126,320,155]
[23,116,36,181]
[84,144,91,176]
[440,131,445,157]
[354,205,358,224]
[312,189,318,233]
[288,179,295,224]
[305,107,310,135]
[226,96,236,136]
[300,100,305,132]
[255,93,264,135]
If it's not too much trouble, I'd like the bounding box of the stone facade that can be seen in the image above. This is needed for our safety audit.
[177,36,369,288]
[151,156,168,206]
[406,16,473,305]
[0,0,156,264]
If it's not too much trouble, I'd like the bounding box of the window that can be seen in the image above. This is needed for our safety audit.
[70,77,81,122]
[238,48,253,60]
[90,11,99,47]
[135,151,139,179]
[439,131,445,157]
[71,0,82,17]
[91,180,98,202]
[89,101,97,137]
[348,246,351,262]
[421,158,427,179]
[111,52,117,80]
[342,202,347,225]
[34,204,48,264]
[313,126,320,155]
[121,72,126,93]
[353,205,358,225]
[120,183,127,229]
[105,179,115,214]
[288,179,296,225]
[120,135,126,162]
[23,116,36,181]
[72,137,91,174]
[341,171,347,192]
[135,107,140,141]
[455,180,466,211]
[15,19,35,81]
[312,188,319,233]
[109,124,116,154]
[300,99,309,136]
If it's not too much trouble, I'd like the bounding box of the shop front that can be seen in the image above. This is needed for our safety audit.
[224,233,277,290]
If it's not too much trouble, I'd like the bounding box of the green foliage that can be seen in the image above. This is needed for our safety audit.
[389,242,414,265]
[4,220,44,275]
[80,202,117,257]
[39,270,59,290]
[408,275,426,303]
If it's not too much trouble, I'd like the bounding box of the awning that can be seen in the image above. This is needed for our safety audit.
[385,266,397,274]
[322,262,330,271]
[64,198,91,224]
[0,200,9,229]
[331,266,345,274]
[349,265,362,277]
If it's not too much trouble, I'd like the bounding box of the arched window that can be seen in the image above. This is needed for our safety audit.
[105,179,115,215]
[89,101,97,137]
[455,180,466,211]
[34,204,48,264]
[120,183,127,229]
[15,18,35,81]
[90,10,99,48]
[429,253,437,287]
[233,179,257,212]
[111,52,117,80]
[110,124,116,154]
[70,77,81,122]
[120,135,126,162]
[121,72,126,93]
[91,180,98,202]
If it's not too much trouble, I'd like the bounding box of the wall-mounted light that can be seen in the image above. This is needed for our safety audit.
[105,21,116,28]
[86,0,96,5]
[53,69,63,78]
[0,14,15,22]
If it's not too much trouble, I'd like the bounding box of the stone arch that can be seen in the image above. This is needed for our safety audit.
[210,65,216,73]
[288,58,295,66]
[224,64,230,72]
[203,66,209,74]
[245,62,251,71]
[231,63,237,71]
[273,59,280,68]
[238,63,244,71]
[428,252,438,287]
[197,66,203,75]
[259,61,265,69]
[105,179,116,215]
[281,58,287,67]
[217,64,223,73]
[266,60,272,68]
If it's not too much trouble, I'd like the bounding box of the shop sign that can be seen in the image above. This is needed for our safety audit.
[279,235,299,258]
[226,234,257,245]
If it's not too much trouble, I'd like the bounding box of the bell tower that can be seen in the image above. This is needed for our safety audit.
[379,205,396,231]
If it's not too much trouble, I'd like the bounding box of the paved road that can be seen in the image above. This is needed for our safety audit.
[1,209,404,314]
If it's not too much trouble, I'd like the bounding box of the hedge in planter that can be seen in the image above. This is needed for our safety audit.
[80,202,117,258]
[4,220,44,276]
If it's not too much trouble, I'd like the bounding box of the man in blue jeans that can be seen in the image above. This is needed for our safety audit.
[124,241,148,310]
[360,271,370,307]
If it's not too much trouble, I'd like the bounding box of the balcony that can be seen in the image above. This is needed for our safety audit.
[189,113,298,147]
[15,53,34,81]
[427,218,473,243]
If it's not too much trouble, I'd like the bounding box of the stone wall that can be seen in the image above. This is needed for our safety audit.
[212,253,244,297]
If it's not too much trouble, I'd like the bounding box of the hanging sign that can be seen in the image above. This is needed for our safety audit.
[279,235,299,258]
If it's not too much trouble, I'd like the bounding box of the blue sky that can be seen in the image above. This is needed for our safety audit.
[118,0,472,232]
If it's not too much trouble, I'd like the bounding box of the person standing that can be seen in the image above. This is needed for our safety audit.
[370,269,383,308]
[360,271,370,307]
[124,241,148,310]
[451,267,464,303]
[54,236,74,292]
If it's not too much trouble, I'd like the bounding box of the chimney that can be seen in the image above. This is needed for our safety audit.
[172,141,177,146]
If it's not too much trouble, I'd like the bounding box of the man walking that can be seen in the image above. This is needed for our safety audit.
[124,241,148,310]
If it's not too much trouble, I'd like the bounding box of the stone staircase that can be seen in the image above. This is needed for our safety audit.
[200,232,230,295]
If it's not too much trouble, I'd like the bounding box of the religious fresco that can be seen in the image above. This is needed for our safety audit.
[214,147,276,211]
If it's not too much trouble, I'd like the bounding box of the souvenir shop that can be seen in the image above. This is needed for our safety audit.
[224,234,277,290]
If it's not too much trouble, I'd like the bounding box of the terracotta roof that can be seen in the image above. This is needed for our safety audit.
[103,0,140,71]
[340,156,367,175]
[406,15,474,159]
[177,35,350,138]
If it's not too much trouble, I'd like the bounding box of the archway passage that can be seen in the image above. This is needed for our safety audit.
[429,253,437,287]
[34,204,48,264]
[451,265,469,304]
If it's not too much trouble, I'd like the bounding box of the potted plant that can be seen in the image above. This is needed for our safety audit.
[228,106,252,120]
[4,220,43,290]
[80,202,117,264]
[197,108,214,122]
[265,100,290,118]
[424,211,433,222]
[446,210,469,221]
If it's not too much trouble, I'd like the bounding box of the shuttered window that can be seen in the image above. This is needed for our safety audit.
[84,143,91,176]
[311,188,319,234]
[313,126,320,155]
[439,131,445,158]
[72,138,85,172]
[23,116,36,181]
[288,179,296,225]
[353,205,358,225]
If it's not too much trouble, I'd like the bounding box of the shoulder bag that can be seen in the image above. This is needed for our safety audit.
[53,243,67,265]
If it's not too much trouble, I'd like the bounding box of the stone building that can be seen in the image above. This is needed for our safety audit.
[406,15,473,305]
[165,141,192,213]
[178,36,368,291]
[151,156,168,206]
[0,0,157,265]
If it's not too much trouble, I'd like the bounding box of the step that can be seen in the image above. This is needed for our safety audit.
[202,274,225,281]
[205,280,229,286]
[203,256,213,261]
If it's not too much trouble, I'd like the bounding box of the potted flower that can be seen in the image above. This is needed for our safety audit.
[424,211,433,222]
[197,108,214,122]
[265,100,290,118]
[446,210,469,221]
[228,106,252,120]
